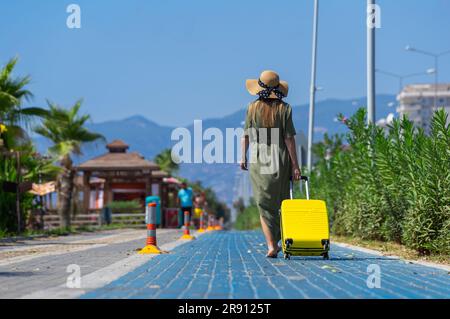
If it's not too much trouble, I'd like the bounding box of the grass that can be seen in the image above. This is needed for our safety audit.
[233,205,449,266]
[332,235,450,266]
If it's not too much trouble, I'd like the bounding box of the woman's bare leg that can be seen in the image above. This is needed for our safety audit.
[260,215,278,256]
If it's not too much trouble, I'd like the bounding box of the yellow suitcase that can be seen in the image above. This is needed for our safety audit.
[280,176,330,260]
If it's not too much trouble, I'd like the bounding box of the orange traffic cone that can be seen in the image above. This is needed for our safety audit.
[214,217,223,231]
[139,203,168,254]
[180,210,195,240]
[206,214,214,231]
[197,209,205,233]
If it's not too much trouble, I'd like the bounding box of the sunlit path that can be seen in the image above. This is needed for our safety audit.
[81,231,450,299]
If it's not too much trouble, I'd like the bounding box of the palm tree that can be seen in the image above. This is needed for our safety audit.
[154,148,179,175]
[0,57,51,233]
[0,57,48,149]
[35,100,105,228]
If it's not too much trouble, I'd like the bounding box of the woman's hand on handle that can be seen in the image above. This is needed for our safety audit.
[292,165,301,181]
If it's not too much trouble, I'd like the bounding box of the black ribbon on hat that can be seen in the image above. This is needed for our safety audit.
[257,79,285,99]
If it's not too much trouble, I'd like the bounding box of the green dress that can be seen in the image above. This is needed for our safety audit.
[244,99,297,242]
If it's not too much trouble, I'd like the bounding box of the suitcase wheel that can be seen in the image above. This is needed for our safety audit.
[285,239,293,249]
[284,253,291,260]
[321,239,330,251]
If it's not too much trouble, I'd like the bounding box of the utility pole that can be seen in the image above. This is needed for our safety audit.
[367,0,376,125]
[376,68,436,96]
[405,46,450,108]
[307,0,319,173]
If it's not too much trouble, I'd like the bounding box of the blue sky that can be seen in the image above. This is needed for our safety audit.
[1,0,449,126]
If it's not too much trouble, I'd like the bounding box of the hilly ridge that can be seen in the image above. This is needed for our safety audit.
[34,94,397,206]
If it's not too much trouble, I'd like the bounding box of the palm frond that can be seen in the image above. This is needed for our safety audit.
[34,99,104,159]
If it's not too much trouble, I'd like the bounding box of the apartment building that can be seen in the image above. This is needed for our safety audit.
[397,84,450,134]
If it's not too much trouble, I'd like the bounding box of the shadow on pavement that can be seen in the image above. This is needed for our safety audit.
[274,256,396,261]
[0,271,36,277]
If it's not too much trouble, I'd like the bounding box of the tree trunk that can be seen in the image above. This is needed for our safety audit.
[58,155,74,229]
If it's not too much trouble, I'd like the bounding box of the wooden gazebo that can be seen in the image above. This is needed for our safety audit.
[75,140,160,212]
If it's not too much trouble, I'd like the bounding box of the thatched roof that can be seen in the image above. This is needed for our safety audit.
[76,140,159,171]
[106,139,129,152]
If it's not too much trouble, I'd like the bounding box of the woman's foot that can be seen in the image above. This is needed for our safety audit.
[266,248,279,258]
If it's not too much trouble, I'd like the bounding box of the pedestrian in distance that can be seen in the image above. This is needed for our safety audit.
[177,182,194,228]
[240,70,301,258]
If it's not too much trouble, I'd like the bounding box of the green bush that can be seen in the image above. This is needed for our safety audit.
[311,108,450,255]
[106,200,141,211]
[0,144,58,233]
[234,199,261,231]
[0,154,34,232]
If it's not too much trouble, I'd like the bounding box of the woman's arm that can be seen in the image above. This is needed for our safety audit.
[240,135,249,170]
[285,136,301,180]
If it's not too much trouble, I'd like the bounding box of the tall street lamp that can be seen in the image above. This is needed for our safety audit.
[307,0,319,173]
[376,68,436,93]
[367,0,377,125]
[405,45,450,107]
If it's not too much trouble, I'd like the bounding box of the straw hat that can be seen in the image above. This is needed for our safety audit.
[246,70,289,99]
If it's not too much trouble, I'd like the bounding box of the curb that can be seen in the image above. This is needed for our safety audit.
[333,241,450,272]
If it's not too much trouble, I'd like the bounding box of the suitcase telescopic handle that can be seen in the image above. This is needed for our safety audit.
[289,176,310,200]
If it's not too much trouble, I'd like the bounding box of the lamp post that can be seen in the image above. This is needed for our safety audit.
[405,46,450,108]
[367,0,376,125]
[376,68,436,94]
[307,0,319,173]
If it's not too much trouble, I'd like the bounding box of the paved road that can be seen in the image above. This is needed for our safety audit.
[82,230,450,299]
[0,228,182,299]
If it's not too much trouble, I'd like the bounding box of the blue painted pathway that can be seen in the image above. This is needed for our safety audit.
[82,231,450,299]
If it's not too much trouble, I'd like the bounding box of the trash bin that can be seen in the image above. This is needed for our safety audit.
[145,196,161,226]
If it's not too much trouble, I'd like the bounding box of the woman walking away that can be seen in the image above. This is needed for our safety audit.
[240,70,301,258]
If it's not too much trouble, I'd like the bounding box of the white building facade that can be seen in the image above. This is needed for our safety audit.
[397,84,450,134]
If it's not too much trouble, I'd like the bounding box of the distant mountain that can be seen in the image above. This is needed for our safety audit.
[181,94,396,142]
[34,94,397,207]
[34,114,173,165]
